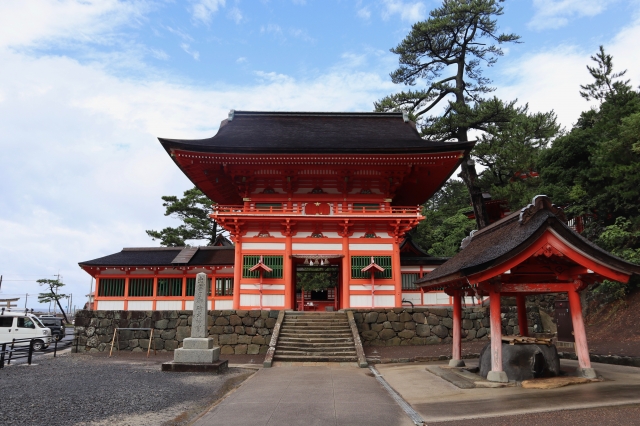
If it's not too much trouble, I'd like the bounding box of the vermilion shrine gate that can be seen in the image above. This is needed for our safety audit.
[416,196,640,382]
[80,111,471,311]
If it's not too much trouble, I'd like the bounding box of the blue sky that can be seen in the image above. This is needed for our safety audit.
[1,0,640,309]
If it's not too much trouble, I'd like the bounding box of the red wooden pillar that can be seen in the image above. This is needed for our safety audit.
[392,241,402,307]
[341,234,350,309]
[449,290,465,367]
[568,288,596,378]
[94,277,100,310]
[124,276,130,311]
[233,240,242,309]
[516,295,529,337]
[181,275,187,310]
[487,288,508,383]
[152,275,158,310]
[284,233,293,309]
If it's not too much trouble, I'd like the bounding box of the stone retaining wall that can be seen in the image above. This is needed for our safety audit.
[73,309,279,355]
[349,305,538,346]
[74,305,538,352]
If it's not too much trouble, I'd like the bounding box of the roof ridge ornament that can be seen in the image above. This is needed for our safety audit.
[460,230,477,250]
[519,195,566,225]
[228,109,235,121]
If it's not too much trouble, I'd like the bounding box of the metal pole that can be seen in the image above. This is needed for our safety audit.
[28,340,33,365]
[24,294,28,311]
[1,342,6,369]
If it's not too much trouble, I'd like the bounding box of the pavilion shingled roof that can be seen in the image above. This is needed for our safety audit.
[415,196,640,288]
[158,111,475,155]
[78,246,235,268]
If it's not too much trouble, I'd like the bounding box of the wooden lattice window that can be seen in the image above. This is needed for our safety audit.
[98,278,125,297]
[401,273,420,290]
[242,255,284,279]
[186,277,212,296]
[351,256,392,279]
[128,278,153,297]
[215,278,234,296]
[157,278,183,297]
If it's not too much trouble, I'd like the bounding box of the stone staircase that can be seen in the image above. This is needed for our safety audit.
[273,312,359,363]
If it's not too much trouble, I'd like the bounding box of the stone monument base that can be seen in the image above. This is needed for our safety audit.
[173,338,221,364]
[162,359,228,373]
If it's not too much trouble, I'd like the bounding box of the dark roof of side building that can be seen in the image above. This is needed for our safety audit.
[158,111,475,155]
[79,246,235,267]
[400,234,449,266]
[416,196,640,287]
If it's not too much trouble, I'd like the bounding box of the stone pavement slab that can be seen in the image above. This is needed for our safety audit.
[376,359,640,423]
[194,365,415,426]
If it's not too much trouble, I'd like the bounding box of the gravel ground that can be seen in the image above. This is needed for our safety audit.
[0,353,253,426]
[428,404,640,425]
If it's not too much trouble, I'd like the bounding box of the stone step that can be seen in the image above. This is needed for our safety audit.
[279,333,353,339]
[273,354,358,362]
[277,341,355,348]
[279,329,352,334]
[276,346,357,353]
[275,350,357,357]
[283,319,348,324]
[281,325,351,330]
[277,337,354,344]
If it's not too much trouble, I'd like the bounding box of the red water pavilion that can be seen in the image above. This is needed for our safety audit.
[80,111,472,311]
[416,196,640,381]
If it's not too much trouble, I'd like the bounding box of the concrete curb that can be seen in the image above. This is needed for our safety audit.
[263,310,285,368]
[558,351,640,368]
[346,311,368,368]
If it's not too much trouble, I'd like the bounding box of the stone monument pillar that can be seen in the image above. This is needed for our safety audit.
[162,272,228,372]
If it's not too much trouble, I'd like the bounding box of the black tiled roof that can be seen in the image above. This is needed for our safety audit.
[159,111,475,154]
[79,246,235,267]
[416,199,640,287]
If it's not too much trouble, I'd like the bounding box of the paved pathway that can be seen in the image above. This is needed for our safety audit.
[195,364,415,426]
[377,359,640,423]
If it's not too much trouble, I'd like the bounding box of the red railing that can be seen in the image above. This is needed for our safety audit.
[212,203,422,216]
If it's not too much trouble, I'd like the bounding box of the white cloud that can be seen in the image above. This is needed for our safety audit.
[191,0,226,24]
[149,48,169,60]
[0,0,149,49]
[0,47,395,306]
[381,0,425,23]
[165,26,194,42]
[292,0,307,4]
[289,28,315,42]
[497,16,640,130]
[528,0,615,30]
[227,7,243,24]
[357,6,372,20]
[261,24,283,35]
[236,56,247,63]
[180,43,201,60]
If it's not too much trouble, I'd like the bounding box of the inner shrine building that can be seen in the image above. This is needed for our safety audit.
[80,111,473,311]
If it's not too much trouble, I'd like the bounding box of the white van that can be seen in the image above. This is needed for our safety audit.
[0,312,52,351]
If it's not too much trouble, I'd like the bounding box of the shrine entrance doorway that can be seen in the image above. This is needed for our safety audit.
[294,263,340,312]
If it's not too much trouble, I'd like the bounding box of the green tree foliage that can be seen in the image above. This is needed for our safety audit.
[296,268,338,292]
[37,279,69,323]
[413,179,476,255]
[146,187,221,246]
[475,105,560,210]
[580,45,630,103]
[538,47,640,236]
[376,0,520,229]
[593,218,640,300]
